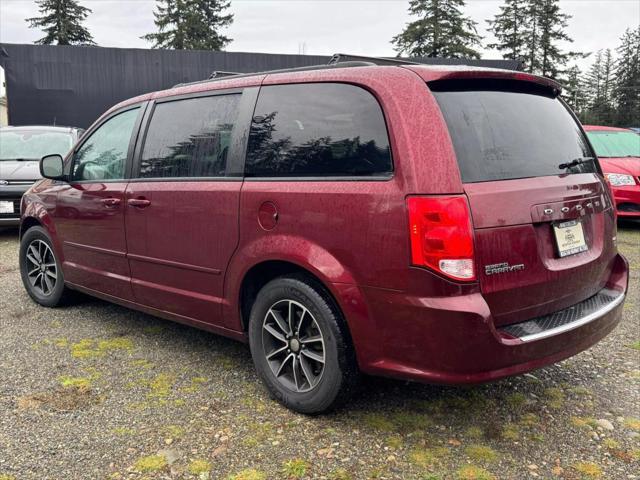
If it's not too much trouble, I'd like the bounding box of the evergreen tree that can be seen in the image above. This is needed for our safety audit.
[391,0,482,59]
[535,0,578,78]
[142,0,233,50]
[26,0,95,45]
[583,50,616,126]
[562,65,583,115]
[486,0,528,60]
[613,28,640,127]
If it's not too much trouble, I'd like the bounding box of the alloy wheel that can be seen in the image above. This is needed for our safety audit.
[25,239,58,296]
[261,299,326,393]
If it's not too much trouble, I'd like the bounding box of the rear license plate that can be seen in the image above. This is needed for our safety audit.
[553,219,588,257]
[0,201,14,214]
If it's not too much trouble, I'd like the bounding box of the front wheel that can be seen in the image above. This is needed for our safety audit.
[19,226,70,307]
[248,275,359,414]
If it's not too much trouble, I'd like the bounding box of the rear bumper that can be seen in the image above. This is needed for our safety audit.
[611,184,640,217]
[352,253,628,384]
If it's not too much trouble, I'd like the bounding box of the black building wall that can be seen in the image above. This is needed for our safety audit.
[0,43,521,129]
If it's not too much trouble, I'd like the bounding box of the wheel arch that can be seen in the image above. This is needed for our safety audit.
[238,259,347,334]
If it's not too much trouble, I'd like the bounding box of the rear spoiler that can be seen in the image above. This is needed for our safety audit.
[403,66,562,96]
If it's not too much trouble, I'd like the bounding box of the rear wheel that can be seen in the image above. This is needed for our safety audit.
[248,275,358,414]
[19,226,71,307]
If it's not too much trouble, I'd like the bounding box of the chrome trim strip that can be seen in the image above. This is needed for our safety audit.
[517,288,624,343]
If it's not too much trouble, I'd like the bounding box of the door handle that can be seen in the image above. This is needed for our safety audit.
[128,197,151,208]
[100,197,121,207]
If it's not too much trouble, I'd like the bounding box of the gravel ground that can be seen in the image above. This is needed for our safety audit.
[0,222,638,480]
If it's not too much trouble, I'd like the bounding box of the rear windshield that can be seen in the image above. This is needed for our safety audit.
[586,130,640,158]
[431,80,595,183]
[0,129,73,161]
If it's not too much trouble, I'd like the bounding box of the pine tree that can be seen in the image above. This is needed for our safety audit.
[535,0,577,78]
[613,28,640,127]
[583,50,616,126]
[391,0,482,59]
[486,0,528,60]
[562,65,583,115]
[142,0,233,50]
[26,0,95,45]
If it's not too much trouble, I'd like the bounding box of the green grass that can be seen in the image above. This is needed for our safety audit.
[282,459,309,479]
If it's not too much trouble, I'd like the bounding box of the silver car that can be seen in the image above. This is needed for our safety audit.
[0,126,83,226]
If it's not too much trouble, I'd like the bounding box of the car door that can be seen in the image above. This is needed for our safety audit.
[53,104,145,300]
[124,89,256,327]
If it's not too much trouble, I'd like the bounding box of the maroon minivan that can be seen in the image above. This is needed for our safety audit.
[20,59,628,413]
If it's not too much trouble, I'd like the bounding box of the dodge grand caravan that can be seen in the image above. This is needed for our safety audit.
[20,59,628,413]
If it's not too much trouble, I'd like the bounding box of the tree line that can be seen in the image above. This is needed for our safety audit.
[24,0,640,127]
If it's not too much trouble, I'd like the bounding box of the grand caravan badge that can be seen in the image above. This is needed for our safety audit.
[484,262,525,276]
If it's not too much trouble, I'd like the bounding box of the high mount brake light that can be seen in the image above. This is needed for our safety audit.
[407,195,476,281]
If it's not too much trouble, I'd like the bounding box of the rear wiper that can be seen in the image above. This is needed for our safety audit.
[558,157,595,170]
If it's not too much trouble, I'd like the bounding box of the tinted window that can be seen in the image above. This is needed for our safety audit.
[72,108,139,181]
[139,94,240,178]
[432,81,595,183]
[245,83,392,177]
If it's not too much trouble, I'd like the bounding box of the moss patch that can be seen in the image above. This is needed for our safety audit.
[361,412,395,432]
[544,387,565,409]
[71,337,133,359]
[624,417,640,431]
[147,373,177,399]
[502,423,520,441]
[506,392,527,409]
[188,459,212,475]
[133,454,168,473]
[464,444,498,463]
[329,468,353,480]
[227,470,266,480]
[58,375,92,389]
[572,462,603,478]
[409,447,450,468]
[455,465,495,480]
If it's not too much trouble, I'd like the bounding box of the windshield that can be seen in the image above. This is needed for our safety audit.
[0,130,73,161]
[431,80,596,183]
[586,130,640,158]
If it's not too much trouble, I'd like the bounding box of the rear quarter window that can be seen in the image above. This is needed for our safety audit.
[245,83,392,177]
[431,80,595,183]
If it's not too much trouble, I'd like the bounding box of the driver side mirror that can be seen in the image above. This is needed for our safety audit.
[40,154,66,181]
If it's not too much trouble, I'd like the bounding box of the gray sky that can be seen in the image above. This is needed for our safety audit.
[1,0,639,66]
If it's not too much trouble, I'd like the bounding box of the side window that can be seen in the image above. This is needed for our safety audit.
[72,108,140,181]
[139,94,240,178]
[245,83,392,177]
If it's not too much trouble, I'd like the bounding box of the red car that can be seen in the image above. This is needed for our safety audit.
[584,125,640,218]
[20,60,628,413]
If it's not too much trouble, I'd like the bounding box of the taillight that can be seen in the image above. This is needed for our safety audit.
[407,195,476,281]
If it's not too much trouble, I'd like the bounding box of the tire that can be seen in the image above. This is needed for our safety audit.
[248,274,359,414]
[19,226,71,307]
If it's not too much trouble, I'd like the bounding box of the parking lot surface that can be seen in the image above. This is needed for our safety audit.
[0,223,638,480]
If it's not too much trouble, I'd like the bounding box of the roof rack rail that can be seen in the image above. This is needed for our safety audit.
[172,53,417,89]
[172,60,374,88]
[328,53,420,66]
[208,70,242,79]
